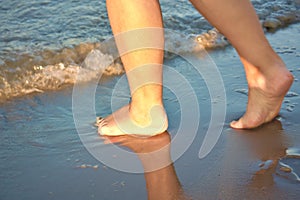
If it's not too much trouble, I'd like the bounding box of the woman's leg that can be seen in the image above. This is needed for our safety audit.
[189,0,294,129]
[99,0,168,136]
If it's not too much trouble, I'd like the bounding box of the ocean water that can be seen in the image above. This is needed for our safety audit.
[0,0,299,101]
[1,2,300,198]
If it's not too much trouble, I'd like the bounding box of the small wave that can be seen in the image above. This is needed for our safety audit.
[0,43,124,102]
[1,0,300,103]
[0,29,225,102]
[256,0,300,30]
[0,61,122,101]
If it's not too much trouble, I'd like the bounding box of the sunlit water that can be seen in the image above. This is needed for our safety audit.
[0,1,300,199]
[0,0,299,100]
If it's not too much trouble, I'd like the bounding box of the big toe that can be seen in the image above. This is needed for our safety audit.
[230,120,245,129]
[230,115,265,129]
[98,126,109,136]
[98,125,119,136]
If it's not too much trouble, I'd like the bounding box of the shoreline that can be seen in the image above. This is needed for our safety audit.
[0,23,300,200]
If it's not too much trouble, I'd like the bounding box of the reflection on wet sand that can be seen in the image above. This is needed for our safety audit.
[231,120,299,188]
[99,120,299,199]
[240,120,287,188]
[103,132,187,200]
[218,119,300,199]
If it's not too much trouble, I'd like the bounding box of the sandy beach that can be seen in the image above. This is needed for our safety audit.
[1,22,300,200]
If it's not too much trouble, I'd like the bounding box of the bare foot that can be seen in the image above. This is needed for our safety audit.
[96,104,168,136]
[230,59,294,129]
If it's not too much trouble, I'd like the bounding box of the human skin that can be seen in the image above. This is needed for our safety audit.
[98,0,168,136]
[189,0,293,129]
[98,0,294,136]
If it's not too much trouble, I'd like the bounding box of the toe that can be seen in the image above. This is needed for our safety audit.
[98,125,125,136]
[95,117,104,126]
[230,120,244,129]
[230,118,248,129]
[98,126,109,136]
[231,115,265,129]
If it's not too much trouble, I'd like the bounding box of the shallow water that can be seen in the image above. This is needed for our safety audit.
[1,24,300,199]
[0,0,300,101]
[1,1,300,199]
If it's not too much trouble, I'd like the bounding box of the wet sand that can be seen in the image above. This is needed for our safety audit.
[1,24,300,200]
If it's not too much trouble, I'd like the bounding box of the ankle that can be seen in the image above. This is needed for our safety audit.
[131,95,163,111]
[242,48,285,73]
[130,100,165,115]
[129,102,166,125]
[262,52,290,74]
